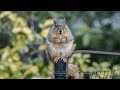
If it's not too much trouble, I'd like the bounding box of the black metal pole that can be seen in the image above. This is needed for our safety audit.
[54,58,68,79]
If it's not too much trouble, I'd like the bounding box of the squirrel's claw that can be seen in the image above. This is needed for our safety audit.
[53,57,60,63]
[62,58,67,63]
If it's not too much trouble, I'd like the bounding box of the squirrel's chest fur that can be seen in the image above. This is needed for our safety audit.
[47,40,73,58]
[51,41,73,50]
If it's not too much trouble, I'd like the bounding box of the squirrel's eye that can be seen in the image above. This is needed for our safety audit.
[54,24,58,27]
[54,26,57,29]
[64,27,67,30]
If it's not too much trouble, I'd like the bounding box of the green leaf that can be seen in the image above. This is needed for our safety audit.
[82,34,91,47]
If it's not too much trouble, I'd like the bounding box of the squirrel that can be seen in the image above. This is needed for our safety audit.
[46,18,81,79]
[46,18,74,63]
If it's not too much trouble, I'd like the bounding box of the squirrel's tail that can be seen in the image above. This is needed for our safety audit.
[68,64,83,79]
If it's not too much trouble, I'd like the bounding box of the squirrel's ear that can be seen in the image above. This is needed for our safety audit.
[64,18,67,25]
[53,18,57,26]
[63,18,67,26]
[63,18,66,24]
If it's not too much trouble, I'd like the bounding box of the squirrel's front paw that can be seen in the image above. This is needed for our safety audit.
[61,37,67,43]
[54,38,60,43]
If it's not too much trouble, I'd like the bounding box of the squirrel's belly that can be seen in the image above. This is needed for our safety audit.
[53,42,73,57]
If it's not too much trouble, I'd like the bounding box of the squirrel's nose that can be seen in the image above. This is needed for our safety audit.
[59,30,62,33]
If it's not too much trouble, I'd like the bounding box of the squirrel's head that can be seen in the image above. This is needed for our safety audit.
[53,18,67,34]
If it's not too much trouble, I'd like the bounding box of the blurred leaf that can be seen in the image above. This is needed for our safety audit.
[40,28,49,38]
[82,34,91,47]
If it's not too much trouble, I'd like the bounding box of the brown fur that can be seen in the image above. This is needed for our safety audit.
[46,18,74,63]
[68,64,83,79]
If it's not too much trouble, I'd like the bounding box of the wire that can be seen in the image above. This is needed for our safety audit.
[73,50,120,56]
